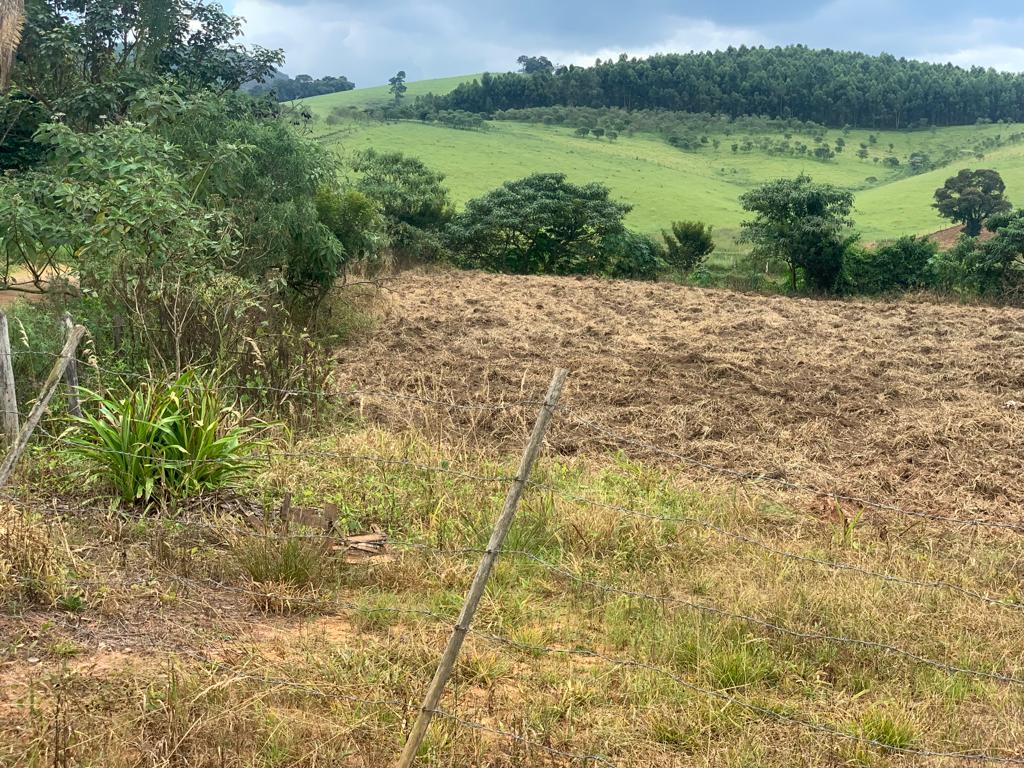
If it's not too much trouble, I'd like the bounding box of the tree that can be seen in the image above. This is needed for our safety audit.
[388,70,407,104]
[933,169,1012,237]
[574,126,590,137]
[352,149,450,259]
[662,221,715,272]
[517,55,554,75]
[446,173,631,275]
[740,174,854,291]
[591,127,605,139]
[0,0,24,92]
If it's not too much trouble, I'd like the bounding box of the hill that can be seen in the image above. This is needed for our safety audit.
[294,73,481,116]
[305,104,1024,246]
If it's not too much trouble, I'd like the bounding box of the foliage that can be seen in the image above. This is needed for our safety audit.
[662,221,715,272]
[65,371,261,503]
[843,236,938,294]
[11,0,282,136]
[388,70,407,104]
[352,149,451,260]
[446,173,631,275]
[314,188,385,263]
[246,72,355,102]
[740,174,854,292]
[933,211,1024,295]
[436,47,1024,129]
[933,169,1012,236]
[600,231,666,280]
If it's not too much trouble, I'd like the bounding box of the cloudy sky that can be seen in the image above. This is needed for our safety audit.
[229,0,1024,86]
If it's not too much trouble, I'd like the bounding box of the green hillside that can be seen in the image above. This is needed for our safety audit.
[296,73,481,116]
[313,116,1024,244]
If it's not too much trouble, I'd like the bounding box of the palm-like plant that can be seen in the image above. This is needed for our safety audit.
[65,371,264,503]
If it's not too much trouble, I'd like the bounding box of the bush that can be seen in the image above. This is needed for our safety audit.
[353,149,452,261]
[601,231,667,280]
[844,236,938,294]
[661,221,716,272]
[66,372,263,503]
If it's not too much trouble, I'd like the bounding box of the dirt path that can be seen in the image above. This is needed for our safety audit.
[335,269,1024,521]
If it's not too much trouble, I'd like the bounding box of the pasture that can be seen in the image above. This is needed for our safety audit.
[302,76,1024,246]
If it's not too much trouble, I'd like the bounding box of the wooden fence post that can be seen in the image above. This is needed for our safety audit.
[0,324,86,488]
[62,313,82,418]
[0,313,19,446]
[396,367,569,768]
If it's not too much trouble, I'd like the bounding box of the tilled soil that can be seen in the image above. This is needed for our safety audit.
[336,269,1024,522]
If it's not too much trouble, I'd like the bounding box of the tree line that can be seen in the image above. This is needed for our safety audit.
[244,72,355,101]
[430,46,1024,129]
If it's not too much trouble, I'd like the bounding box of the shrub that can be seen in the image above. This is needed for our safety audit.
[601,231,667,280]
[844,236,938,294]
[65,371,263,503]
[353,149,452,261]
[661,221,716,272]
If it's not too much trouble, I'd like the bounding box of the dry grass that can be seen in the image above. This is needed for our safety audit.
[333,268,1024,523]
[3,428,1024,766]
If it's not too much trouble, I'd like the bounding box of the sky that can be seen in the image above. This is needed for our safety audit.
[229,0,1024,86]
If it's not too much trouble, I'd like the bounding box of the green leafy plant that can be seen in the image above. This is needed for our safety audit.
[65,371,262,503]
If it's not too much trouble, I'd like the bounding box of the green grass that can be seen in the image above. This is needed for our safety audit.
[6,426,1024,765]
[293,73,482,116]
[300,75,1024,245]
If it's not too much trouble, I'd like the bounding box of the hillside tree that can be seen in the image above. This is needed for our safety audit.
[933,169,1012,237]
[388,70,408,104]
[740,174,854,291]
[662,221,715,272]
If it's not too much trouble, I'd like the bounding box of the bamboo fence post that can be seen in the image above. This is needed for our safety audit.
[396,367,569,768]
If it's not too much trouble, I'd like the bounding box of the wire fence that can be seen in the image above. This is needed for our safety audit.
[2,333,1024,765]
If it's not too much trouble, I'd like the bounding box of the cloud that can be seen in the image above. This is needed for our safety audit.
[544,18,768,67]
[232,0,1024,83]
[920,45,1024,73]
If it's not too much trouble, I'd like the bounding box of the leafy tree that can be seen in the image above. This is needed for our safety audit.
[574,126,590,137]
[740,174,854,291]
[591,127,605,139]
[388,70,408,104]
[601,230,666,280]
[965,210,1024,290]
[933,169,1012,236]
[446,173,631,275]
[517,55,554,75]
[606,130,618,141]
[352,149,450,259]
[661,221,715,272]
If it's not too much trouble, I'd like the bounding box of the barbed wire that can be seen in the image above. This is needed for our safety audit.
[9,554,1024,763]
[11,349,1021,537]
[7,495,1024,690]
[562,410,1024,534]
